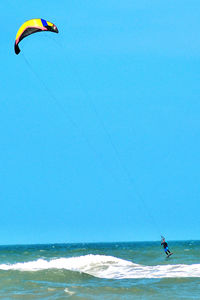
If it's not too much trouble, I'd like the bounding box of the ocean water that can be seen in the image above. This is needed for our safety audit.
[0,241,200,299]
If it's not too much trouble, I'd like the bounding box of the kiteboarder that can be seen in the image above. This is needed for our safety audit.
[161,236,172,257]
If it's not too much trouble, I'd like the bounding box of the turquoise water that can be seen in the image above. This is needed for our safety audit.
[0,241,200,299]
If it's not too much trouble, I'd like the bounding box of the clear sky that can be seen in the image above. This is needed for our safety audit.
[1,0,200,244]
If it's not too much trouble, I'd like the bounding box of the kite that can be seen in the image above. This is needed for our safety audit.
[14,18,59,54]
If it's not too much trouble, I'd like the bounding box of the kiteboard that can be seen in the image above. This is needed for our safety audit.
[166,253,173,258]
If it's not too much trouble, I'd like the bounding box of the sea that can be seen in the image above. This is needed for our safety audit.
[0,241,200,299]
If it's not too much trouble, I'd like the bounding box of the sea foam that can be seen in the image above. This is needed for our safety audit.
[0,254,200,279]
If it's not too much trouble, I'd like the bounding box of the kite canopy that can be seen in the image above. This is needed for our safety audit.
[14,18,59,55]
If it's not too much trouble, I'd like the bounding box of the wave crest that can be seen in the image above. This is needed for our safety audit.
[1,254,200,279]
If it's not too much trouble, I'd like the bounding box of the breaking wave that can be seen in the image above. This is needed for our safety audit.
[0,254,200,279]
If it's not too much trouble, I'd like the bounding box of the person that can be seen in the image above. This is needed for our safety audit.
[161,237,172,256]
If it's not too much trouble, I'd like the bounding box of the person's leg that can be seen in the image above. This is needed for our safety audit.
[165,247,170,255]
[167,247,171,254]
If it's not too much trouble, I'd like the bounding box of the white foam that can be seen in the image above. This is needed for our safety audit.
[1,254,200,279]
[64,288,75,295]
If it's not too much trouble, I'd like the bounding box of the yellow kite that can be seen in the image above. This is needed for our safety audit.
[14,19,59,54]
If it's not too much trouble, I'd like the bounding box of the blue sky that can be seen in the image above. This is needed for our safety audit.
[1,0,200,244]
